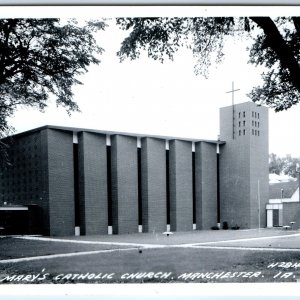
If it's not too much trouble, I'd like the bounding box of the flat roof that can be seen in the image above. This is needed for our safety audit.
[220,101,267,110]
[4,125,226,144]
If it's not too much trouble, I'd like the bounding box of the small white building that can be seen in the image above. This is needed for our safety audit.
[267,179,299,228]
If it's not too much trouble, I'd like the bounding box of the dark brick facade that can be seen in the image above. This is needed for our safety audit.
[0,131,47,234]
[141,137,167,232]
[111,135,139,234]
[44,129,75,236]
[78,132,108,235]
[169,140,193,231]
[0,101,269,236]
[195,142,218,229]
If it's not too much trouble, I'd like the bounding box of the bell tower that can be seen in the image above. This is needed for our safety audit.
[219,101,269,228]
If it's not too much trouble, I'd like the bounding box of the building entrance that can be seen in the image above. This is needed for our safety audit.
[273,209,280,227]
[266,204,283,228]
[0,205,41,235]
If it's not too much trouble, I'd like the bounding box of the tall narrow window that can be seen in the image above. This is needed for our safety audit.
[137,147,142,226]
[73,144,80,228]
[107,146,112,227]
[192,151,196,225]
[166,150,170,225]
[217,149,220,225]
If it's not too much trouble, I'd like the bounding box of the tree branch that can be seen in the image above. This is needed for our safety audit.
[292,17,300,37]
[250,17,300,93]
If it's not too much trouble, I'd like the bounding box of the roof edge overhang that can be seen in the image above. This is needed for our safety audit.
[2,125,226,145]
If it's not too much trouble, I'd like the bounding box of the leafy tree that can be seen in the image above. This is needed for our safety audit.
[269,153,285,175]
[282,154,300,178]
[269,153,300,178]
[117,17,300,111]
[0,18,105,165]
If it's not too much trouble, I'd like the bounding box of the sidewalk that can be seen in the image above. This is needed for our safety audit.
[49,227,300,246]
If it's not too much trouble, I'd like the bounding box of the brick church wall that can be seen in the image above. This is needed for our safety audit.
[43,129,75,236]
[141,137,167,232]
[0,101,269,237]
[111,135,139,234]
[78,132,108,235]
[169,140,193,231]
[195,141,218,229]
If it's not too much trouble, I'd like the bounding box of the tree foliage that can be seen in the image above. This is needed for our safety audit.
[117,17,300,111]
[117,17,235,77]
[269,153,285,175]
[269,153,300,178]
[0,18,105,165]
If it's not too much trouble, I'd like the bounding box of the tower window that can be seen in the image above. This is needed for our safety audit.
[252,129,254,135]
[243,120,246,126]
[258,113,260,119]
[239,121,241,127]
[255,121,257,127]
[243,129,246,135]
[239,130,241,136]
[258,130,260,136]
[252,111,254,117]
[258,122,260,128]
[239,112,241,118]
[255,112,257,118]
[255,130,257,136]
[252,120,254,126]
[243,111,245,117]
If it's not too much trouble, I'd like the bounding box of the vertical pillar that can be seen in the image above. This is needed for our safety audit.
[195,142,218,229]
[78,132,108,235]
[141,137,167,232]
[44,129,75,236]
[279,206,283,226]
[111,135,138,234]
[169,140,193,231]
[266,209,273,228]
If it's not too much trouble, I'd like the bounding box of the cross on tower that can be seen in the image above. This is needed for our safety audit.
[226,82,240,139]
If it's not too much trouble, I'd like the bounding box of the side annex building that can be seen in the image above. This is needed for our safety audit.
[0,102,269,236]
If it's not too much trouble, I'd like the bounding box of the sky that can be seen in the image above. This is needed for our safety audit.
[4,5,300,157]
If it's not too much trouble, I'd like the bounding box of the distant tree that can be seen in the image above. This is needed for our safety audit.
[269,153,300,178]
[282,154,300,178]
[117,17,300,111]
[269,153,284,175]
[0,18,105,165]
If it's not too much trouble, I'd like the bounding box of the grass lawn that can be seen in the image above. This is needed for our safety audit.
[1,229,300,284]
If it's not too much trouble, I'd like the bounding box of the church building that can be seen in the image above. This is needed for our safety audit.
[0,101,269,236]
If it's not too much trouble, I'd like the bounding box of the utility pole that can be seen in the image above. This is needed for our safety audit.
[296,163,300,202]
[258,179,261,231]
